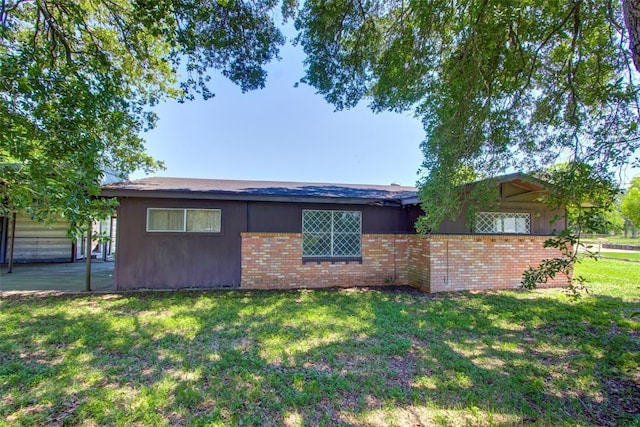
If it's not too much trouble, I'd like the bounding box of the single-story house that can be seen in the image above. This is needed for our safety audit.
[101,173,567,293]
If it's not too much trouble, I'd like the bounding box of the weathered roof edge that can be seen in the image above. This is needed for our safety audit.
[400,172,549,206]
[475,172,547,188]
[101,189,410,206]
[100,177,417,205]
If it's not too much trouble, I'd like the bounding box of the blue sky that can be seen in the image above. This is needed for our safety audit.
[134,32,639,188]
[133,35,426,187]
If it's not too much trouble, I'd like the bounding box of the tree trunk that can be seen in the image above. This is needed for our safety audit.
[7,212,16,274]
[624,218,638,238]
[624,0,640,72]
[624,218,629,238]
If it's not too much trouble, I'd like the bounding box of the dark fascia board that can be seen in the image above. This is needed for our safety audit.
[100,189,404,206]
[472,172,548,189]
[401,196,420,206]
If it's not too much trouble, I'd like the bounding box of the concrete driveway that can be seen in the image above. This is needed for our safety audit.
[0,260,115,293]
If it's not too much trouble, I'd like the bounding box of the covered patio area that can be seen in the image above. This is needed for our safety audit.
[0,260,115,293]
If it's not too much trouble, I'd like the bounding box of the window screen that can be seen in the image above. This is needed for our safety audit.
[475,212,531,234]
[147,209,184,232]
[302,210,361,257]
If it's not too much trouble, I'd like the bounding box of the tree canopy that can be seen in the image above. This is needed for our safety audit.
[0,0,289,233]
[2,0,640,242]
[622,176,640,228]
[295,0,640,229]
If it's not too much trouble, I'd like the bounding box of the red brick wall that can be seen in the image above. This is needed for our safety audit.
[424,234,568,292]
[407,235,430,291]
[241,233,568,292]
[241,233,408,289]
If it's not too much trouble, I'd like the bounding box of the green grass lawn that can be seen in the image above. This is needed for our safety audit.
[581,236,640,246]
[1,259,638,426]
[599,251,640,261]
[606,236,640,245]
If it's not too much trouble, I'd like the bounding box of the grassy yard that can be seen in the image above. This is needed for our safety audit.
[599,251,640,261]
[1,259,638,426]
[581,236,640,246]
[607,236,640,245]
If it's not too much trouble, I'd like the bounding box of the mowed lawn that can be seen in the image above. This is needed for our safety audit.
[599,251,640,261]
[581,237,640,246]
[1,260,638,426]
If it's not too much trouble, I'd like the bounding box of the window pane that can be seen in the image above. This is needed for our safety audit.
[502,217,516,233]
[186,209,221,232]
[332,233,361,257]
[333,211,361,234]
[148,209,184,231]
[303,210,332,233]
[475,212,530,234]
[303,233,332,257]
[302,210,362,257]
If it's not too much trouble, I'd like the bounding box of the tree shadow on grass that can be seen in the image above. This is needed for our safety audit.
[0,288,638,425]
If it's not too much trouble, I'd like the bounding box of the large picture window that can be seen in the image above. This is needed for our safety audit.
[147,208,221,233]
[475,212,531,234]
[302,210,361,258]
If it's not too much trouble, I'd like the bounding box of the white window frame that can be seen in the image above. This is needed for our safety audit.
[146,208,222,233]
[302,210,362,258]
[475,212,531,234]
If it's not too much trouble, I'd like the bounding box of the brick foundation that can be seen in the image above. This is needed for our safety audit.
[241,233,568,292]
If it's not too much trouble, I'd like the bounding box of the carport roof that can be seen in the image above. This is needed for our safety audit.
[101,177,418,205]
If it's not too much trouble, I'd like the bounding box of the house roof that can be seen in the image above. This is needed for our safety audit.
[399,172,549,205]
[483,172,547,191]
[102,172,550,206]
[101,177,418,205]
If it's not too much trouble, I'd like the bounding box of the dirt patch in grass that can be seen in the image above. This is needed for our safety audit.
[607,377,640,416]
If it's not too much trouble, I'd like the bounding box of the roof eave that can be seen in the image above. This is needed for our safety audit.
[100,189,404,206]
[401,196,420,206]
[465,172,548,190]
